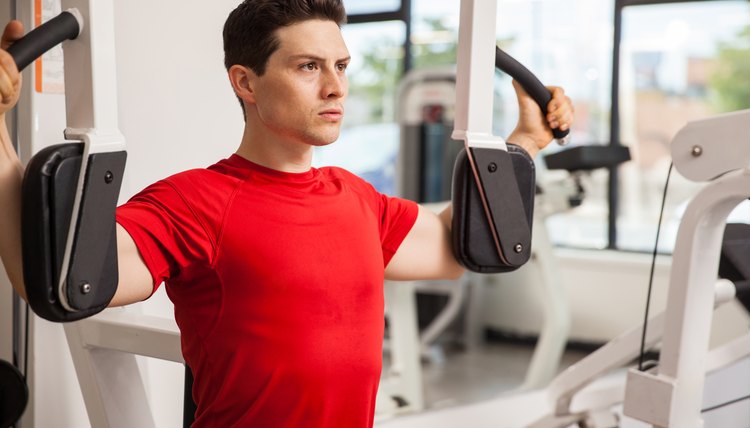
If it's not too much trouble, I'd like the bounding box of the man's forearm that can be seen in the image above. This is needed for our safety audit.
[0,114,26,299]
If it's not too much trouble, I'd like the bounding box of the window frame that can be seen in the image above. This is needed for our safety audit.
[347,0,414,72]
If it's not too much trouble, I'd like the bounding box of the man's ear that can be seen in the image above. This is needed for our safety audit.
[228,65,257,105]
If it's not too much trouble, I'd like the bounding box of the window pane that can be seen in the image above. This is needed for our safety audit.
[408,0,615,248]
[411,0,459,69]
[617,1,750,252]
[493,0,615,249]
[313,21,406,196]
[344,0,401,15]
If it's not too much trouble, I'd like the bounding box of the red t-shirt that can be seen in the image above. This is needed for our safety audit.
[115,154,418,427]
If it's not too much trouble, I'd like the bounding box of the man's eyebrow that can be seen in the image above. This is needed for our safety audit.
[288,54,351,63]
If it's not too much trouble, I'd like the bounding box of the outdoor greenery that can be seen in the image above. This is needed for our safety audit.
[710,2,750,112]
[348,18,459,124]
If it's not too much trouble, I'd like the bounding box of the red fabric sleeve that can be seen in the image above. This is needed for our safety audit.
[378,194,419,267]
[116,180,214,294]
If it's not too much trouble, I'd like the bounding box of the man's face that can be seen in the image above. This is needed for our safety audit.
[250,19,350,147]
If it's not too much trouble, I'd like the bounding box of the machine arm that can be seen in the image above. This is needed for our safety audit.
[9,6,126,322]
[495,47,569,143]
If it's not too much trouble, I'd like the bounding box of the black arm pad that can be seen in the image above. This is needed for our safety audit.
[451,144,536,273]
[22,143,125,322]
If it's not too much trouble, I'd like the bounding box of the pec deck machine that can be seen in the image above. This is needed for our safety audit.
[5,0,750,427]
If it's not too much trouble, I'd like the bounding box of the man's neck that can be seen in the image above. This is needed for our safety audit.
[235,124,314,174]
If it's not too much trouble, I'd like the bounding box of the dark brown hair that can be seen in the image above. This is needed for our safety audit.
[223,0,347,76]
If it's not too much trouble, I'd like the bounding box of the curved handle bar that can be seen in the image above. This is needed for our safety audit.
[495,46,569,142]
[6,10,81,72]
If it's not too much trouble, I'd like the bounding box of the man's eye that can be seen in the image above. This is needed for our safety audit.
[301,63,316,71]
[337,63,348,72]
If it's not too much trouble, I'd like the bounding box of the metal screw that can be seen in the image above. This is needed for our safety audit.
[104,171,114,184]
[690,145,703,157]
[514,243,523,253]
[488,163,498,173]
[81,283,91,294]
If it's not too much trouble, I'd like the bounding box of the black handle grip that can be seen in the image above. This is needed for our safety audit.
[495,47,569,140]
[6,11,80,72]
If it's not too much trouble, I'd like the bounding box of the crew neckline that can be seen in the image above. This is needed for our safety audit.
[227,154,319,182]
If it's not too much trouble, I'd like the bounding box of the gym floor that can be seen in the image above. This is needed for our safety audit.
[380,338,590,414]
[418,340,589,410]
[384,339,750,427]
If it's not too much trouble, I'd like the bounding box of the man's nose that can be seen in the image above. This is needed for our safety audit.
[321,68,346,99]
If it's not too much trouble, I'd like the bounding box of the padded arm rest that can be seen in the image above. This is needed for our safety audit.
[22,143,126,322]
[452,144,536,273]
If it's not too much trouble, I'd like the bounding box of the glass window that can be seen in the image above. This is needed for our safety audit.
[344,0,401,15]
[406,0,616,248]
[617,0,750,252]
[411,0,460,69]
[312,21,406,196]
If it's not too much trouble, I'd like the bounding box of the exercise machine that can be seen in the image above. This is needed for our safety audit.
[396,68,474,363]
[3,2,183,427]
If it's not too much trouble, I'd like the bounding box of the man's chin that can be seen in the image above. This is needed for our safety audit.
[304,133,340,147]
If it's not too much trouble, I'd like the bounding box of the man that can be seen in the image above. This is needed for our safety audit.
[0,0,573,426]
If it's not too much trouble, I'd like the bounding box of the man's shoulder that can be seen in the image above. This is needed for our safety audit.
[319,166,369,186]
[131,161,243,212]
[162,158,244,192]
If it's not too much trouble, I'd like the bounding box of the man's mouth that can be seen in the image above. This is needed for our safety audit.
[319,108,343,121]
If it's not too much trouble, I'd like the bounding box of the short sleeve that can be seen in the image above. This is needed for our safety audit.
[378,194,419,267]
[116,180,214,293]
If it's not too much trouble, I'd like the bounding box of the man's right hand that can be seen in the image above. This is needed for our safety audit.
[0,21,24,115]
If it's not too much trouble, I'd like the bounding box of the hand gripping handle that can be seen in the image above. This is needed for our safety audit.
[495,46,570,143]
[6,10,82,72]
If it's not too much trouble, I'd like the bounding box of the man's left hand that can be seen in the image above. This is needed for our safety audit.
[507,80,574,158]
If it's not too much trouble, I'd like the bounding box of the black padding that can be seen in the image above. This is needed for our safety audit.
[719,223,750,313]
[65,151,126,311]
[0,360,27,428]
[544,145,631,172]
[21,143,126,322]
[452,144,535,273]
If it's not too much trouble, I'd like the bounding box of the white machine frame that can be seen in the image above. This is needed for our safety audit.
[29,0,750,426]
[527,109,750,428]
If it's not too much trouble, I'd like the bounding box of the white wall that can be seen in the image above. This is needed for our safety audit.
[483,248,750,347]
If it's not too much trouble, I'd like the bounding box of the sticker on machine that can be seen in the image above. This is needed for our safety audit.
[34,0,65,94]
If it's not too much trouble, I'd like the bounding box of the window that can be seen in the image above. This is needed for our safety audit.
[409,0,615,248]
[344,0,401,15]
[321,0,750,252]
[616,0,750,252]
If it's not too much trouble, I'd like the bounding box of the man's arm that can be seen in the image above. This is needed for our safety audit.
[0,21,30,300]
[385,204,464,281]
[385,81,573,281]
[0,21,152,308]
